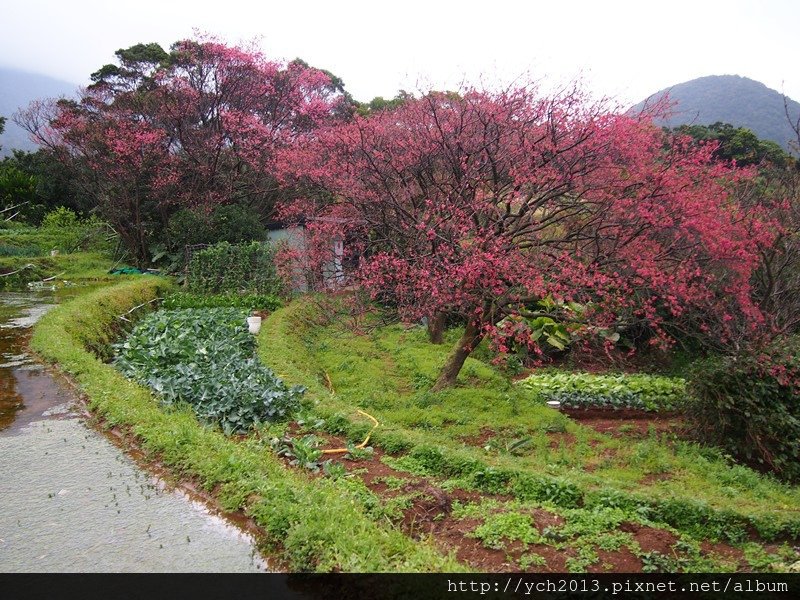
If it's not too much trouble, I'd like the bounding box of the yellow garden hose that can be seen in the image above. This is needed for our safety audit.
[321,410,379,455]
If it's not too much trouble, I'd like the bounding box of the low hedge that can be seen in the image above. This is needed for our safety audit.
[162,291,282,312]
[31,279,460,572]
[188,241,283,296]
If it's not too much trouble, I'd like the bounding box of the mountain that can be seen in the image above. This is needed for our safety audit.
[632,75,800,151]
[0,68,78,157]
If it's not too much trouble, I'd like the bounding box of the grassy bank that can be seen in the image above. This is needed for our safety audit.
[0,252,116,290]
[0,218,117,290]
[256,297,800,572]
[31,279,460,572]
[30,284,800,572]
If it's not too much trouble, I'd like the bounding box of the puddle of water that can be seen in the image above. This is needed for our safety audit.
[0,418,267,572]
[0,291,60,431]
[0,290,270,573]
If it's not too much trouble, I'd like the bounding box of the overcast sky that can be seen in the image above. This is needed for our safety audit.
[1,0,797,105]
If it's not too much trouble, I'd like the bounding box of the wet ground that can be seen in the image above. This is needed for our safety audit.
[0,291,268,572]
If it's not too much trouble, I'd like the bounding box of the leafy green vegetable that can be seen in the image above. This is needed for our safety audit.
[517,371,686,411]
[114,307,303,433]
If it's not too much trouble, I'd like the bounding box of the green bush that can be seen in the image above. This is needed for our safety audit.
[688,338,800,482]
[188,241,283,296]
[517,371,686,411]
[166,204,265,250]
[162,291,282,311]
[114,308,303,434]
[39,207,112,253]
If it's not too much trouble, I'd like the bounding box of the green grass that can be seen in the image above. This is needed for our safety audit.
[257,297,800,549]
[0,252,118,290]
[33,286,800,572]
[0,219,118,290]
[31,280,462,572]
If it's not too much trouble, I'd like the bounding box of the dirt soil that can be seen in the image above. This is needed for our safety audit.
[277,426,751,573]
[562,408,687,439]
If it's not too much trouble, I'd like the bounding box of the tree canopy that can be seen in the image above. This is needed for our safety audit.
[17,37,348,264]
[671,122,793,168]
[279,86,776,387]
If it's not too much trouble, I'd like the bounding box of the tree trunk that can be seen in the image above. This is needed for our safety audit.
[432,320,484,391]
[427,311,446,344]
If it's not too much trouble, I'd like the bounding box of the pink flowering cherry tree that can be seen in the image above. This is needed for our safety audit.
[280,85,775,389]
[18,37,346,265]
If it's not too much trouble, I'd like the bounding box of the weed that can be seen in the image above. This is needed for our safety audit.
[375,476,411,491]
[469,512,544,550]
[345,443,375,461]
[519,552,547,569]
[322,461,348,480]
[273,434,323,471]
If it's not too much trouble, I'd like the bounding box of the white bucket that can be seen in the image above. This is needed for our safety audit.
[247,316,262,335]
[545,400,562,410]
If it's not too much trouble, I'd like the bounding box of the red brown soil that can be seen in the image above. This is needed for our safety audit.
[457,427,496,447]
[639,472,673,485]
[583,448,618,473]
[701,541,747,570]
[621,522,680,555]
[563,408,687,439]
[587,547,642,572]
[547,432,577,449]
[274,423,754,573]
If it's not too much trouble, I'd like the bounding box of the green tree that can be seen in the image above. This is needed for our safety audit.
[1,149,90,221]
[355,91,413,116]
[671,122,792,168]
[0,163,39,221]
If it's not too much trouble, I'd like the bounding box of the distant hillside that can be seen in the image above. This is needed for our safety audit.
[632,75,800,151]
[0,68,78,157]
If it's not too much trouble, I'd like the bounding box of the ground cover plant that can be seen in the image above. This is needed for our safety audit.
[114,307,303,434]
[517,372,686,412]
[162,291,282,312]
[255,297,800,572]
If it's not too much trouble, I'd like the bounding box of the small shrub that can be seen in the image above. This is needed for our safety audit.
[470,468,514,494]
[273,434,324,471]
[469,512,543,550]
[511,474,582,508]
[687,337,800,482]
[188,241,283,296]
[40,207,111,253]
